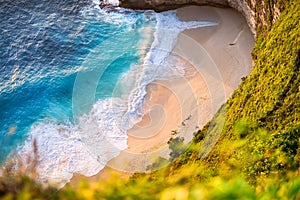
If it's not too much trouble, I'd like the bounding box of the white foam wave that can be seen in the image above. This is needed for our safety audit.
[17,9,217,187]
[123,10,218,128]
[19,98,128,188]
[81,3,139,27]
[92,0,120,6]
[104,0,120,6]
[147,10,218,66]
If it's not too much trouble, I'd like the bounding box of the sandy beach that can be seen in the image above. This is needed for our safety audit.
[70,5,254,184]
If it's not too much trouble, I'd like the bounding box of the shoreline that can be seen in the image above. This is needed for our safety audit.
[69,5,254,186]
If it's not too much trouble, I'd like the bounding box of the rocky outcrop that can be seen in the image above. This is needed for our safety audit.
[115,0,287,37]
[227,0,256,36]
[119,0,229,11]
[227,0,286,37]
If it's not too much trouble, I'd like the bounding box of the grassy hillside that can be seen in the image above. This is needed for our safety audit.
[1,0,299,199]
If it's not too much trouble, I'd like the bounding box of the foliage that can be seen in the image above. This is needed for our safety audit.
[167,136,186,162]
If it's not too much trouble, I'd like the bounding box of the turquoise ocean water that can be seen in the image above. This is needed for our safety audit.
[0,0,216,186]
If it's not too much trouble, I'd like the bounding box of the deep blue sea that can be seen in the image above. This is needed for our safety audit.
[0,0,216,186]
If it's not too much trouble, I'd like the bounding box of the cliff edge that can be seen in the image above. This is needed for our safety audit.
[116,0,287,37]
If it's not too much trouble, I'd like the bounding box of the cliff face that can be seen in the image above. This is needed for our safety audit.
[227,0,286,37]
[119,0,228,11]
[118,0,287,37]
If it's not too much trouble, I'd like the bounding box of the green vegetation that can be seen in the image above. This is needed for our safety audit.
[1,0,299,199]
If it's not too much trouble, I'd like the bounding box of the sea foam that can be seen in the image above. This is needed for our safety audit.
[17,6,217,188]
[122,10,217,129]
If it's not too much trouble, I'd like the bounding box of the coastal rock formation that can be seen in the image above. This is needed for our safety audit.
[116,0,286,37]
[227,0,285,37]
[119,0,228,11]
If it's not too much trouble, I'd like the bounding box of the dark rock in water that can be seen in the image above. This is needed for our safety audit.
[99,0,118,10]
[99,3,119,12]
[99,2,108,9]
[99,1,133,13]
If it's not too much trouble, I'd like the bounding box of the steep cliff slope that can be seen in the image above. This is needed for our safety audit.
[170,0,299,182]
